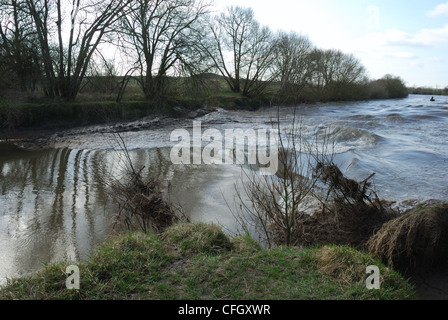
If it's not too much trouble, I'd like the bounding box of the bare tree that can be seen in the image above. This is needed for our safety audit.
[23,0,58,97]
[57,0,132,100]
[308,48,368,101]
[119,0,210,101]
[234,108,335,247]
[272,31,314,102]
[200,6,277,97]
[22,0,131,100]
[0,0,40,91]
[81,55,120,96]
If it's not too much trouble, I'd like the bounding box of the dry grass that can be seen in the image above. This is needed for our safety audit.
[317,246,373,285]
[366,203,448,272]
[283,199,397,248]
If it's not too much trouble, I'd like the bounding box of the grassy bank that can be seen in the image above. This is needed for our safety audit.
[0,223,416,300]
[0,99,187,132]
[0,94,268,136]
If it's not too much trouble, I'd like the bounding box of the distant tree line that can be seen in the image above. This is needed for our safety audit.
[1,1,408,103]
[408,86,448,96]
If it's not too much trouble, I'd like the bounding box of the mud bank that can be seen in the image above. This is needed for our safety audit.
[1,107,212,150]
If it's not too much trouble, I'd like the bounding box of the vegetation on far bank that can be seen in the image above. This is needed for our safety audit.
[1,1,411,134]
[0,223,416,300]
[408,86,448,96]
[0,73,409,135]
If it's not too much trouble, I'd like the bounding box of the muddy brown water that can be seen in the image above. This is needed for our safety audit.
[0,146,250,284]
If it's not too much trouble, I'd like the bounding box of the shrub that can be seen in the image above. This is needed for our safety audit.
[107,133,183,234]
[369,75,408,99]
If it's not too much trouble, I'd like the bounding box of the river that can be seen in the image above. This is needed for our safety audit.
[1,94,447,285]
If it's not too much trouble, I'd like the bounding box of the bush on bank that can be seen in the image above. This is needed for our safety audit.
[0,223,416,300]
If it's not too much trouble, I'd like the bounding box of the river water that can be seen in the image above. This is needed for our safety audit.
[1,94,447,284]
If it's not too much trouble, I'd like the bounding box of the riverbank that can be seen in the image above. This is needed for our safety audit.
[1,95,447,300]
[0,99,200,140]
[0,222,415,300]
[0,87,412,146]
[0,93,265,148]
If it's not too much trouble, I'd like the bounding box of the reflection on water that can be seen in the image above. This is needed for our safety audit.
[0,147,111,283]
[1,94,448,284]
[0,145,246,284]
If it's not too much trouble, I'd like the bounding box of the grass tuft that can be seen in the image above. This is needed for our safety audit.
[162,223,233,255]
[0,223,416,300]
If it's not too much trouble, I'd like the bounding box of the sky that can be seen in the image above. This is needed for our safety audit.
[213,0,448,88]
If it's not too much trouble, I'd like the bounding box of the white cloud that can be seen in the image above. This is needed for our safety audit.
[414,24,448,45]
[382,29,423,47]
[424,57,441,62]
[357,25,448,49]
[428,2,448,17]
[382,51,416,59]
